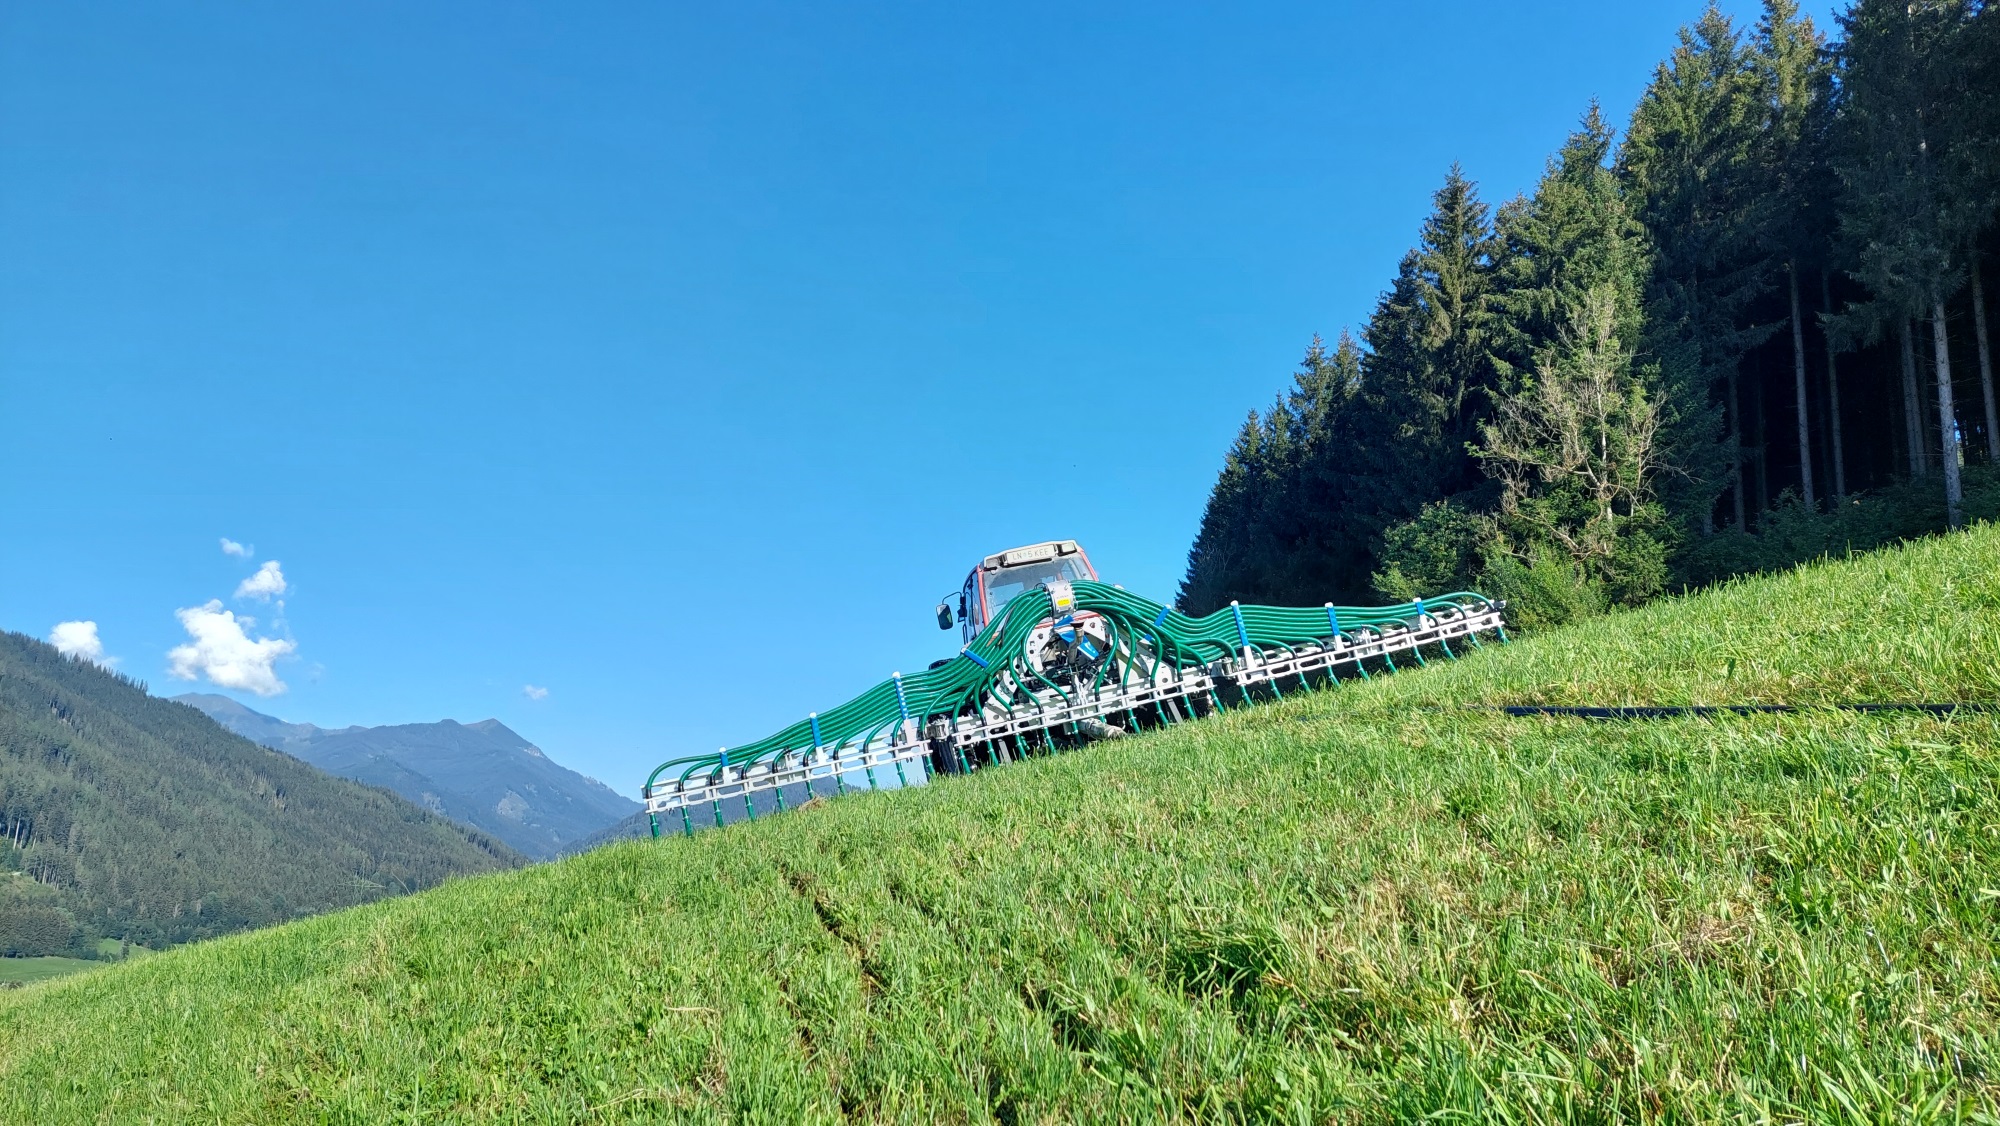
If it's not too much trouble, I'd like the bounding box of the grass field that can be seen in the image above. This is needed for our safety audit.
[0,956,100,985]
[3,528,1998,1122]
[0,940,153,987]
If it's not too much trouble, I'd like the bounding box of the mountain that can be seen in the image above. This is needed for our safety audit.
[170,692,321,753]
[0,630,520,956]
[558,808,655,855]
[176,695,639,860]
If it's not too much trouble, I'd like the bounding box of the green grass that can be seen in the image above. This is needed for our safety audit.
[0,957,101,985]
[4,527,1999,1122]
[0,942,154,988]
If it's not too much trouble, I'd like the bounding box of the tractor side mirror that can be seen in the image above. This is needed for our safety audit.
[935,603,954,630]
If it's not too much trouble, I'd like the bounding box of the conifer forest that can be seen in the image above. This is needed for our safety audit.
[1179,0,2000,627]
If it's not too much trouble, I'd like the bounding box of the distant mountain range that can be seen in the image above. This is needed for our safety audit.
[559,809,654,855]
[175,695,638,860]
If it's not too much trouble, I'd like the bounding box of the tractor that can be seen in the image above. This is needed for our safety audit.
[641,536,1507,838]
[933,540,1115,688]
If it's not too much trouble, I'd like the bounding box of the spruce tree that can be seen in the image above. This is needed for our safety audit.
[1265,333,1366,604]
[1176,0,2000,620]
[1179,334,1368,611]
[1492,106,1648,387]
[1178,412,1264,613]
[1281,331,1376,602]
[1352,166,1501,530]
[1479,285,1667,604]
[1485,108,1666,605]
[1752,0,1834,508]
[1833,0,1984,526]
[1619,9,1770,534]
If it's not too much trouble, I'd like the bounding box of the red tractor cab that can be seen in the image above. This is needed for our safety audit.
[937,540,1098,645]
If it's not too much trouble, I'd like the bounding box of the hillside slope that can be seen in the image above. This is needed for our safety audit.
[0,632,521,953]
[556,807,653,855]
[3,527,1998,1121]
[177,696,639,859]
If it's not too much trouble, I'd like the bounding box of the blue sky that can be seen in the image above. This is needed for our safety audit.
[1,2,1836,796]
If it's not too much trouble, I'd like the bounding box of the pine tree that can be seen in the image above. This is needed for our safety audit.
[1619,9,1771,534]
[1263,333,1365,603]
[1900,319,1928,477]
[1976,8,2000,459]
[1178,0,2000,621]
[1833,0,1984,526]
[1178,334,1367,612]
[1492,106,1647,385]
[1178,412,1264,613]
[1752,0,1835,509]
[1352,166,1501,530]
[1479,286,1666,603]
[1485,108,1666,604]
[1277,331,1375,602]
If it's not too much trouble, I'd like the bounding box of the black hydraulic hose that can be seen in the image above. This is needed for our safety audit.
[1496,703,2000,720]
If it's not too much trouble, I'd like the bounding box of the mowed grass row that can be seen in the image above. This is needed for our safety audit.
[0,957,99,985]
[3,527,1998,1122]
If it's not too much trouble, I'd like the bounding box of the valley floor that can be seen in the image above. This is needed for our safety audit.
[3,526,1998,1122]
[0,957,99,986]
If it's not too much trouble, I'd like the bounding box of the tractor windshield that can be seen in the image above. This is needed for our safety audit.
[984,557,1093,620]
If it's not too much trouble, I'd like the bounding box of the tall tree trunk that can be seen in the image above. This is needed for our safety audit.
[1727,364,1745,530]
[1693,274,1715,536]
[1788,263,1815,508]
[1932,297,1963,528]
[1973,257,1998,462]
[1820,271,1846,502]
[1890,346,1909,479]
[1901,319,1927,478]
[1753,368,1769,516]
[1924,320,1941,464]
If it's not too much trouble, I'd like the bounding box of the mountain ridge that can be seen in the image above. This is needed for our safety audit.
[175,695,637,859]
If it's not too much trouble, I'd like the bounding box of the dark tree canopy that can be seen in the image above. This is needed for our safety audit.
[1181,0,2000,621]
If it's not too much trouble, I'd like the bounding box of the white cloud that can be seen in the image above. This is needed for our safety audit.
[50,621,115,666]
[522,684,549,701]
[167,601,296,697]
[234,560,288,601]
[220,538,253,558]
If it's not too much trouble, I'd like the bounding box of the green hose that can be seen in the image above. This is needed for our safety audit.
[643,583,1500,808]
